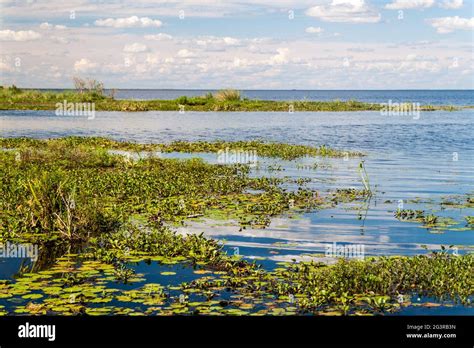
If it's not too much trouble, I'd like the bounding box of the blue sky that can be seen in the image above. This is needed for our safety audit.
[0,0,473,89]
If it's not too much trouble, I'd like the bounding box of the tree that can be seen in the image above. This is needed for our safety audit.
[73,77,104,95]
[73,76,86,94]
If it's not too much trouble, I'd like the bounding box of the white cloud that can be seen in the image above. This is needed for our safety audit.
[428,16,474,34]
[0,1,331,20]
[39,22,53,30]
[74,58,98,73]
[439,0,463,9]
[123,43,148,53]
[222,37,240,45]
[268,48,289,65]
[39,22,67,30]
[177,49,196,58]
[194,36,242,48]
[233,57,248,68]
[145,54,161,65]
[0,29,41,41]
[385,0,434,10]
[306,0,381,23]
[1,1,472,89]
[305,26,323,34]
[144,33,173,40]
[95,16,162,28]
[0,60,14,72]
[398,56,440,72]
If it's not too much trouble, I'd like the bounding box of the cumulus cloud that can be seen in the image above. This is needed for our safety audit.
[144,33,173,40]
[39,22,52,30]
[95,16,162,28]
[0,29,41,41]
[194,36,242,48]
[74,58,98,73]
[177,49,196,58]
[50,36,69,44]
[385,0,434,10]
[305,26,324,34]
[39,22,67,30]
[428,16,474,33]
[2,1,472,89]
[439,0,463,9]
[222,37,240,45]
[398,55,440,72]
[306,0,380,23]
[123,43,148,53]
[268,48,290,65]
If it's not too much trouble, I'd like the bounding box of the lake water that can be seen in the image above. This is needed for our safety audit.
[1,107,473,315]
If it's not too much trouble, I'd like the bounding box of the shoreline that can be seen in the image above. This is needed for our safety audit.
[1,87,470,112]
[0,99,474,113]
[2,100,469,112]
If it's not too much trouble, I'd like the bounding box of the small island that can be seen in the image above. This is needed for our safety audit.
[0,81,466,112]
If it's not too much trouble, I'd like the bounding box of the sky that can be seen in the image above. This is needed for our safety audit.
[0,0,473,89]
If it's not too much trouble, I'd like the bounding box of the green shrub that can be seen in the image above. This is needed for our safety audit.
[213,89,241,102]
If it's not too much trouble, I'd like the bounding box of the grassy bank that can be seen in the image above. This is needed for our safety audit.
[0,137,472,316]
[0,86,465,112]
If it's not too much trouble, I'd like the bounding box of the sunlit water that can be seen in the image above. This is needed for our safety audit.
[1,109,473,315]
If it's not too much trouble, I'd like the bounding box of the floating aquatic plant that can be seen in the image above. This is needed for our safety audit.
[0,136,472,317]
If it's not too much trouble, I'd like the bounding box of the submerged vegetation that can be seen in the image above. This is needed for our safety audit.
[184,251,473,315]
[0,85,468,112]
[0,242,471,316]
[0,136,360,242]
[394,209,461,231]
[0,136,472,316]
[0,136,363,159]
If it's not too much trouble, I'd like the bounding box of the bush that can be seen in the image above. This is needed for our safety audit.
[213,89,241,102]
[175,96,188,104]
[9,85,22,94]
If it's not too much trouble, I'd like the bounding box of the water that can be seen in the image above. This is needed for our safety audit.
[2,109,473,256]
[1,107,473,315]
[38,89,474,106]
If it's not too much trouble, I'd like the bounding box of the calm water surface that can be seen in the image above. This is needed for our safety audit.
[1,108,473,314]
[1,109,473,257]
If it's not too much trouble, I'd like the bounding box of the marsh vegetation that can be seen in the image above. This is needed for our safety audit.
[0,137,472,316]
[0,85,466,112]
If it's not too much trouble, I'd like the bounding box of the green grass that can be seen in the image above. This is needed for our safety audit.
[213,89,241,101]
[1,86,468,112]
[0,136,364,242]
[0,136,364,159]
[0,136,472,316]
